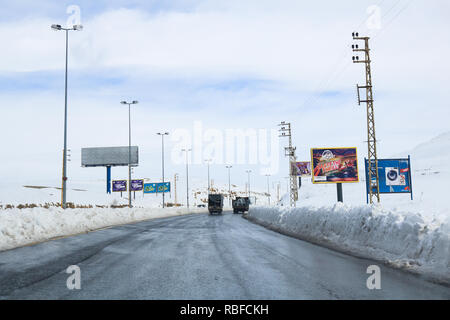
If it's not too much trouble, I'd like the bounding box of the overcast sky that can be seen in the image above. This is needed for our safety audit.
[0,0,449,196]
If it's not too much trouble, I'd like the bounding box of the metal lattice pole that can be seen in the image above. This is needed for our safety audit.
[278,121,298,207]
[352,32,380,204]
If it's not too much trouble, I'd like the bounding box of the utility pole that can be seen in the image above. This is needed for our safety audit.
[265,174,271,206]
[225,165,232,207]
[174,173,179,206]
[245,169,252,198]
[205,159,212,194]
[181,149,191,208]
[277,182,280,203]
[278,121,298,207]
[352,32,380,204]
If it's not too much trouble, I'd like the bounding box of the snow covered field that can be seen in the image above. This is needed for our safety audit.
[248,132,450,284]
[0,207,206,252]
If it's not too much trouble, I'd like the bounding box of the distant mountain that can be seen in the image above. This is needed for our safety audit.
[397,131,450,171]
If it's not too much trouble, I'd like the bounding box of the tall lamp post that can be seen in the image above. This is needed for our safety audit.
[121,100,138,208]
[181,148,192,208]
[225,165,232,207]
[245,170,252,198]
[157,132,169,208]
[205,159,212,194]
[51,23,83,209]
[265,174,271,206]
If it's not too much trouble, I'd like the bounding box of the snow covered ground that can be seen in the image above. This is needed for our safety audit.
[0,131,448,283]
[0,206,206,252]
[248,132,450,284]
[246,204,449,284]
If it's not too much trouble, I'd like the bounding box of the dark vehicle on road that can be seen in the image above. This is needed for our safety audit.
[232,197,250,214]
[208,194,224,215]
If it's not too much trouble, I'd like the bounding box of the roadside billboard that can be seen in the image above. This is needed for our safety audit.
[365,157,412,198]
[130,179,144,191]
[143,183,157,194]
[157,182,171,193]
[144,182,170,194]
[311,148,359,184]
[112,180,127,192]
[292,161,312,176]
[81,146,139,167]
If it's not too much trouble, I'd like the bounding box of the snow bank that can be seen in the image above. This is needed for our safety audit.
[247,204,450,284]
[0,207,205,251]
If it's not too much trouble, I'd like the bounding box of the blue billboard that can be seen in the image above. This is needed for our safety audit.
[157,182,170,193]
[364,157,413,202]
[143,183,157,194]
[143,182,170,194]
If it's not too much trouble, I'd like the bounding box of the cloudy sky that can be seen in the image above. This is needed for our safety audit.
[0,0,449,199]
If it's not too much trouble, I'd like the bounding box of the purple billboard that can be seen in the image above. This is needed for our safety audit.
[112,180,127,192]
[130,179,144,191]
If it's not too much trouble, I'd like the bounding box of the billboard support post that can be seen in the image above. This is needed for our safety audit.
[364,158,369,204]
[106,166,111,194]
[337,183,343,202]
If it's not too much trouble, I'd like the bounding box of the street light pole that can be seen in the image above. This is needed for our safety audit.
[157,132,169,208]
[226,165,232,207]
[51,23,83,209]
[182,149,191,208]
[121,100,138,208]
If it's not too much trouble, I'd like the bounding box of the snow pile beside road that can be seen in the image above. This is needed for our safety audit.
[0,207,205,251]
[247,204,450,283]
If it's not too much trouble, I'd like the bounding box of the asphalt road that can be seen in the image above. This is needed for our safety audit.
[0,211,448,299]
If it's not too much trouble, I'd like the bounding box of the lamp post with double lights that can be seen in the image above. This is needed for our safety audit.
[121,100,138,208]
[51,23,83,209]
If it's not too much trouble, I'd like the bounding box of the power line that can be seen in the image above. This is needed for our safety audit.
[373,0,415,41]
[298,0,411,112]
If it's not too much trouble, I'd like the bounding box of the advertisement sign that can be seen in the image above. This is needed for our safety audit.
[365,157,412,197]
[130,179,144,191]
[157,182,171,193]
[311,148,359,184]
[143,183,157,194]
[292,161,312,176]
[81,146,139,167]
[112,180,127,192]
[143,182,171,194]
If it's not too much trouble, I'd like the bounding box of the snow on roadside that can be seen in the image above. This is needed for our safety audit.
[0,207,206,252]
[247,204,450,284]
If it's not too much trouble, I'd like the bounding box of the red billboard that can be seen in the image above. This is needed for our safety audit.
[311,148,359,184]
